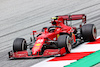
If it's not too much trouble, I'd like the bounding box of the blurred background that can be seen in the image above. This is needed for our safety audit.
[0,0,100,67]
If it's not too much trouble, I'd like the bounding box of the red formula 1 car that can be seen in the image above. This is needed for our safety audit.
[8,14,97,59]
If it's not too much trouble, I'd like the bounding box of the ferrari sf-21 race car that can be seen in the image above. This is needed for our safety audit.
[8,14,97,59]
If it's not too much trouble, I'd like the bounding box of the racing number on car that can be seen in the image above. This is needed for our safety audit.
[36,39,44,43]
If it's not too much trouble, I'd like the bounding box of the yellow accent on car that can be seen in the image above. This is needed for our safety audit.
[51,17,59,20]
[49,52,51,54]
[57,34,59,38]
[36,43,41,46]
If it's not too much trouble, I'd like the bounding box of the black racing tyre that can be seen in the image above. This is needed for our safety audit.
[13,38,27,52]
[57,35,71,53]
[81,24,97,41]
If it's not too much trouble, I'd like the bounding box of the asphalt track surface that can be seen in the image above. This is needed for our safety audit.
[0,0,100,67]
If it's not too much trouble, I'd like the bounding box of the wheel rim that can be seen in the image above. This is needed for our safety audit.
[66,36,71,52]
[92,26,97,40]
[22,40,25,50]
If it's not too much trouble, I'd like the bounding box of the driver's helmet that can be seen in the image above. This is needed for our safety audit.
[51,17,59,26]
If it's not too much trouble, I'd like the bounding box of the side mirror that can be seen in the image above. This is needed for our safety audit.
[32,31,37,42]
[33,31,37,35]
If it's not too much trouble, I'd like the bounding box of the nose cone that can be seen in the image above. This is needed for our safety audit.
[32,39,45,55]
[32,47,40,55]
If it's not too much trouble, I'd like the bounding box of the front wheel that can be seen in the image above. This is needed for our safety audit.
[57,35,72,53]
[13,38,27,52]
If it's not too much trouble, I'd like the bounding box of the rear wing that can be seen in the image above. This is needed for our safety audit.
[57,14,86,24]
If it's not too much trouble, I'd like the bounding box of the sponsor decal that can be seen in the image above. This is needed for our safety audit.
[36,39,44,43]
[34,47,39,49]
[53,37,56,40]
[36,43,41,46]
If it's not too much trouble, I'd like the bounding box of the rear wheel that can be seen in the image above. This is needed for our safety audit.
[13,38,27,52]
[57,35,71,53]
[81,24,97,41]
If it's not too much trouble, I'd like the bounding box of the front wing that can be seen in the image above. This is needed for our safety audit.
[8,47,66,59]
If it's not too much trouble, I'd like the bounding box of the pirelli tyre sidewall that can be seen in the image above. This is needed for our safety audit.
[81,24,97,42]
[13,38,27,52]
[57,35,71,53]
